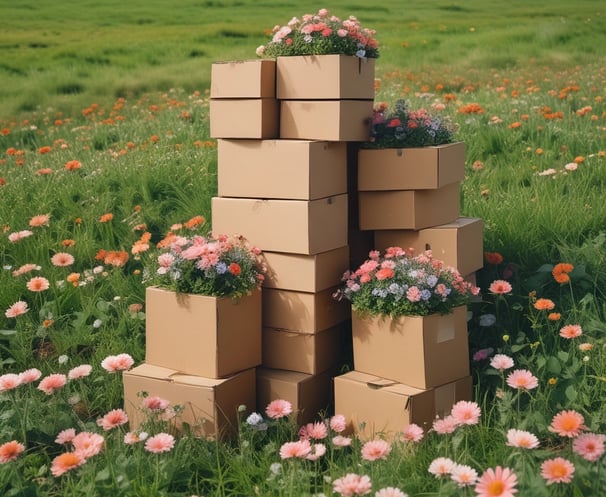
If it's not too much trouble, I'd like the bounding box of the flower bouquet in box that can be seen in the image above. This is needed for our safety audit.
[335,247,479,317]
[145,231,266,298]
[256,8,379,59]
[364,99,457,149]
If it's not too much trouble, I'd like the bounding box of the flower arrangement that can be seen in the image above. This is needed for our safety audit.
[336,247,479,317]
[145,232,265,298]
[364,99,457,149]
[255,8,379,59]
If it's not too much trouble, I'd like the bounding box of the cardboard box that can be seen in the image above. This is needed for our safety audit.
[358,182,460,230]
[210,59,276,98]
[374,217,484,276]
[352,305,469,389]
[210,99,278,139]
[333,370,472,439]
[123,364,256,439]
[276,55,375,100]
[211,195,348,255]
[262,286,351,334]
[280,100,373,142]
[256,367,336,424]
[262,246,349,292]
[145,287,261,379]
[262,324,348,375]
[358,143,466,191]
[217,140,347,200]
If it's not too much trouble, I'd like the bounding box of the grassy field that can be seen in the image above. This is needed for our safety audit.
[1,1,606,495]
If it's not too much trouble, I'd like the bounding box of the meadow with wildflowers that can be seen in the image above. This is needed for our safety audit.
[1,0,606,496]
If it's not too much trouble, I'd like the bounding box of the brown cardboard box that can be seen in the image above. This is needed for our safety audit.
[263,246,349,292]
[210,99,278,139]
[123,364,256,439]
[211,60,276,98]
[145,287,261,379]
[352,305,469,389]
[358,182,460,230]
[211,195,348,255]
[262,286,351,334]
[217,140,347,200]
[280,100,373,142]
[374,217,484,276]
[333,370,472,439]
[276,55,375,100]
[358,143,466,191]
[256,367,336,424]
[262,324,348,375]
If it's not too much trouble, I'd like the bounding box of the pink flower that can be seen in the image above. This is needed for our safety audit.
[50,452,86,477]
[101,353,134,372]
[401,423,424,442]
[333,473,372,497]
[490,354,514,370]
[361,439,391,461]
[279,439,311,459]
[474,466,518,497]
[142,396,170,411]
[332,435,353,447]
[51,252,75,267]
[450,400,481,426]
[306,443,326,461]
[330,414,347,433]
[506,369,538,390]
[72,432,104,458]
[26,276,50,292]
[37,373,67,395]
[0,440,25,463]
[0,373,22,392]
[451,464,478,487]
[505,429,539,449]
[559,324,582,339]
[299,421,328,440]
[572,433,606,462]
[8,230,34,243]
[97,408,129,431]
[374,488,408,497]
[549,410,586,438]
[55,428,77,445]
[428,457,455,477]
[540,457,575,484]
[124,431,148,445]
[406,286,422,302]
[19,368,42,384]
[432,415,458,435]
[489,280,512,294]
[12,263,40,276]
[144,433,175,453]
[5,301,29,318]
[265,399,292,419]
[68,364,93,380]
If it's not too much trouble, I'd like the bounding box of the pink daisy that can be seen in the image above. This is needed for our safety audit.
[572,433,606,462]
[51,252,75,267]
[451,400,481,426]
[96,408,129,431]
[37,373,67,395]
[144,433,175,453]
[559,324,582,339]
[432,415,458,434]
[26,276,50,292]
[299,421,328,440]
[55,428,77,445]
[451,464,478,487]
[72,432,104,458]
[428,457,455,477]
[506,369,538,390]
[332,435,353,448]
[474,466,518,497]
[67,364,93,380]
[265,399,293,419]
[549,410,586,438]
[488,280,512,294]
[279,439,311,459]
[489,354,514,371]
[361,439,391,461]
[505,429,539,449]
[142,396,170,411]
[5,301,29,318]
[50,452,86,477]
[305,443,326,461]
[330,414,347,433]
[540,457,575,484]
[0,373,22,392]
[401,423,424,442]
[332,473,372,497]
[374,488,408,497]
[19,368,42,384]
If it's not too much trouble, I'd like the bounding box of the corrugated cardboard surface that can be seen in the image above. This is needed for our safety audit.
[262,324,348,375]
[217,140,347,200]
[256,367,336,424]
[211,195,348,255]
[210,60,276,98]
[280,100,373,142]
[358,182,460,230]
[123,364,256,439]
[374,217,484,276]
[358,142,466,191]
[352,305,469,389]
[262,286,351,333]
[210,99,278,139]
[262,246,349,292]
[276,55,375,100]
[145,287,262,378]
[333,370,472,440]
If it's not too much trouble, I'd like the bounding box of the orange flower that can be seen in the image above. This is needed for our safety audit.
[62,239,76,247]
[484,252,503,265]
[29,214,51,227]
[157,232,178,248]
[548,312,561,321]
[36,168,53,175]
[64,160,82,171]
[552,263,574,284]
[104,251,129,267]
[534,298,555,311]
[94,249,107,261]
[183,215,205,229]
[228,262,241,276]
[38,146,52,154]
[66,273,81,286]
[99,213,113,223]
[457,103,485,114]
[573,156,585,164]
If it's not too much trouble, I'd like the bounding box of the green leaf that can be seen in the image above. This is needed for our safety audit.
[0,329,17,336]
[565,385,578,402]
[536,263,554,273]
[557,351,569,363]
[546,356,561,374]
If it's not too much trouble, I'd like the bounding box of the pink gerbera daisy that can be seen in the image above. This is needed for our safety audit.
[549,410,586,438]
[572,433,606,462]
[488,280,512,295]
[37,373,67,395]
[474,466,518,497]
[144,433,175,453]
[96,408,129,431]
[505,429,539,449]
[361,439,391,461]
[506,369,538,390]
[559,324,582,339]
[540,457,575,484]
[265,399,293,419]
[401,423,424,442]
[451,400,481,426]
[279,439,311,459]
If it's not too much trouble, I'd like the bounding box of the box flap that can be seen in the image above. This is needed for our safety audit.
[126,363,180,381]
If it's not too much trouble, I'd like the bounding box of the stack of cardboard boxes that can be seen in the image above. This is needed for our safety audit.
[209,57,375,424]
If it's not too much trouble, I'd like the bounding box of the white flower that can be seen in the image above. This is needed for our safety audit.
[479,314,497,327]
